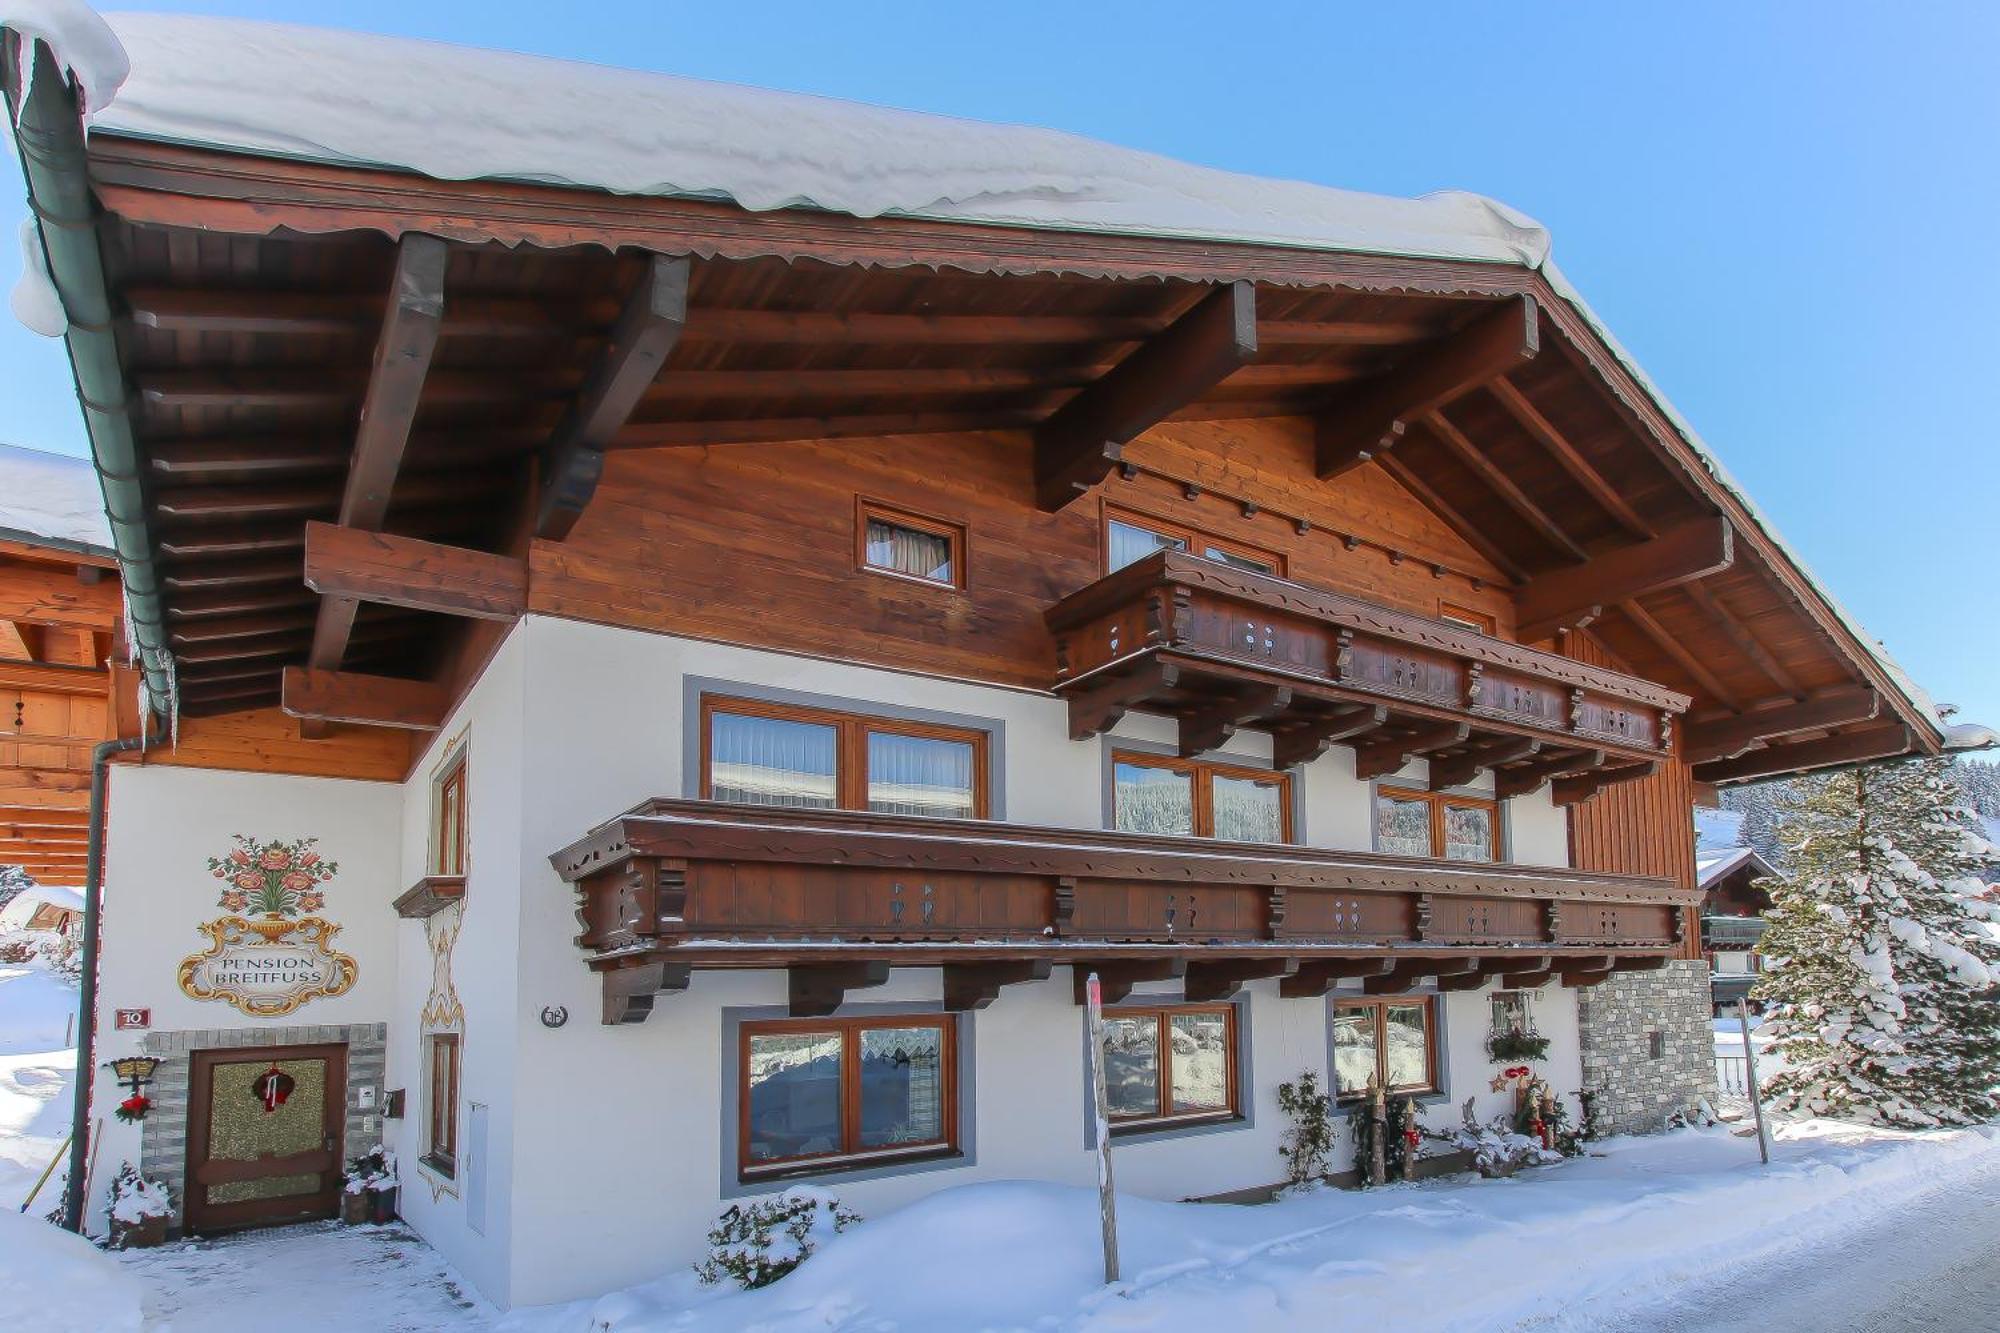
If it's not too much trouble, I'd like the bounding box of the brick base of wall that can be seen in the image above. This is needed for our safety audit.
[1577,961,1717,1137]
[138,1022,387,1231]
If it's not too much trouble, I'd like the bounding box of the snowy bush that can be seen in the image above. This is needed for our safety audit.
[0,863,31,912]
[105,1163,173,1248]
[695,1188,859,1289]
[343,1146,396,1194]
[36,931,82,985]
[1275,1070,1335,1190]
[1429,1101,1560,1178]
[0,937,34,963]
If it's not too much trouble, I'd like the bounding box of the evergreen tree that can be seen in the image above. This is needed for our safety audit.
[1753,759,2000,1127]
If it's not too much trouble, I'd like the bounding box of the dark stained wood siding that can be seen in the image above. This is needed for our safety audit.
[1562,630,1701,958]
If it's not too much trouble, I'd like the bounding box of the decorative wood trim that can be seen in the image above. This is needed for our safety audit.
[392,874,465,920]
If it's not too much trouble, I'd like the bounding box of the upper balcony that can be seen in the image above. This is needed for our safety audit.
[1702,915,1768,949]
[1044,551,1691,803]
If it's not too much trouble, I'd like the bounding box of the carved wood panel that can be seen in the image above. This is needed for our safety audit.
[1270,889,1415,944]
[1061,879,1265,943]
[1559,902,1679,948]
[685,865,1051,940]
[1426,894,1547,945]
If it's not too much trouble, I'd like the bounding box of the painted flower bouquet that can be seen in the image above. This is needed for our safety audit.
[207,834,338,921]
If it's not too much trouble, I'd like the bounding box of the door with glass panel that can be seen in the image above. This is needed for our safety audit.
[184,1043,347,1232]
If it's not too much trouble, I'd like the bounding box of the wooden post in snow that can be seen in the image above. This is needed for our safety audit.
[1737,1000,1770,1165]
[1085,971,1120,1284]
[1367,1073,1387,1186]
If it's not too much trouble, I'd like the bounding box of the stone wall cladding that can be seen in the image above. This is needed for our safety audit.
[139,1022,388,1230]
[1577,960,1717,1137]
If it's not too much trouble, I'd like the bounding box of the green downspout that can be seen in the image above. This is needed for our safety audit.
[4,33,173,715]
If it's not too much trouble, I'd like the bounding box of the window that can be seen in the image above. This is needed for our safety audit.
[1331,999,1436,1099]
[1112,751,1291,843]
[1490,989,1533,1036]
[431,750,467,876]
[1100,1003,1238,1129]
[1374,787,1501,862]
[701,696,989,820]
[1102,505,1285,578]
[1439,603,1497,636]
[425,1034,460,1176]
[739,1016,957,1178]
[856,499,965,588]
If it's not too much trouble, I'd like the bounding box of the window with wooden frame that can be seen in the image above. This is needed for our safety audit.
[1438,602,1498,636]
[1101,1003,1239,1129]
[1373,786,1502,863]
[425,1033,460,1176]
[701,695,990,820]
[431,749,468,876]
[739,1015,958,1178]
[1102,504,1286,578]
[1112,750,1292,844]
[1331,998,1437,1100]
[855,498,966,589]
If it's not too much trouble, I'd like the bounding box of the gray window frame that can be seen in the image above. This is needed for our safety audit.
[683,675,1007,820]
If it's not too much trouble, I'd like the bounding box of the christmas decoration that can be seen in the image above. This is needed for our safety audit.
[1753,755,2000,1127]
[105,1054,161,1123]
[1349,1085,1421,1186]
[1485,1027,1552,1062]
[253,1063,296,1113]
[115,1094,151,1124]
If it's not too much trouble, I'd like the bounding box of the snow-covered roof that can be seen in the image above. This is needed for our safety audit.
[1695,846,1774,889]
[0,442,112,554]
[1,6,1970,749]
[1693,808,1745,856]
[0,882,85,928]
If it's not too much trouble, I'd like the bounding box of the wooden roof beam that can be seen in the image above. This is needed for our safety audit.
[942,960,1053,1012]
[1515,517,1735,643]
[304,522,527,622]
[537,253,691,540]
[281,666,448,732]
[1615,597,1745,712]
[1071,958,1187,1007]
[302,232,449,720]
[1487,379,1654,539]
[1419,411,1588,562]
[1034,281,1258,511]
[1281,957,1395,999]
[1375,452,1529,585]
[1316,295,1539,479]
[789,961,892,1018]
[1365,956,1480,995]
[1684,686,1882,765]
[1692,723,1913,786]
[1184,956,1300,1002]
[1681,579,1808,701]
[1062,656,1181,741]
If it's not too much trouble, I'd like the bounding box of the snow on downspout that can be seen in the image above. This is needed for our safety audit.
[4,1,128,336]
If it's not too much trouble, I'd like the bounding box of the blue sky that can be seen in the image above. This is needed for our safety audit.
[5,2,1995,724]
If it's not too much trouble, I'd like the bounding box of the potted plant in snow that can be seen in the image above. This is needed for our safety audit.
[106,1163,174,1249]
[342,1147,398,1225]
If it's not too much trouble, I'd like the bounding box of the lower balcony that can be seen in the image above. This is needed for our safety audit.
[549,800,1696,1024]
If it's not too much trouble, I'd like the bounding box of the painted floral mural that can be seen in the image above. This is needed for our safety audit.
[206,834,339,918]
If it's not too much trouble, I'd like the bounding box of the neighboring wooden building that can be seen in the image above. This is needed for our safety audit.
[0,443,122,889]
[6,11,1979,1308]
[1696,846,1776,1011]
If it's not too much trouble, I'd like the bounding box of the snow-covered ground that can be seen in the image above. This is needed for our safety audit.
[0,951,79,1212]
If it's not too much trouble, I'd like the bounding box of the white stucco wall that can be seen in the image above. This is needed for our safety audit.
[479,616,1583,1308]
[89,763,405,1226]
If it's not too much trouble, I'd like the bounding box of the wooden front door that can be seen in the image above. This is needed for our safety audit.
[184,1043,347,1233]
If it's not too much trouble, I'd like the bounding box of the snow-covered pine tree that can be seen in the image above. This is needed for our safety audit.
[1753,758,2000,1127]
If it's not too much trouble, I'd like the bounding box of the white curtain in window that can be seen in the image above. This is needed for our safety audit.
[711,712,838,807]
[867,519,953,582]
[867,732,975,818]
[1106,520,1185,572]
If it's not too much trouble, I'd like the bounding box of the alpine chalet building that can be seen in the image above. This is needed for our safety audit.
[6,10,1987,1312]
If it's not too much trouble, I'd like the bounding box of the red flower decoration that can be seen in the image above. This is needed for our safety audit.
[259,849,293,871]
[115,1094,151,1124]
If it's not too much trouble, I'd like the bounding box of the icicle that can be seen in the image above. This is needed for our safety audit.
[11,218,64,335]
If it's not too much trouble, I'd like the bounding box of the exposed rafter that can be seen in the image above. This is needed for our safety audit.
[1681,579,1807,701]
[1420,410,1587,561]
[1692,723,1913,786]
[789,961,891,1018]
[304,522,527,621]
[1428,736,1541,791]
[280,666,448,732]
[1365,956,1479,995]
[1683,687,1882,765]
[1071,959,1187,1007]
[1315,294,1539,479]
[1178,685,1292,758]
[1374,452,1530,584]
[1354,722,1470,782]
[1271,704,1389,770]
[1184,957,1300,1001]
[1615,597,1745,712]
[1494,749,1606,799]
[1034,281,1258,510]
[537,253,691,539]
[1486,379,1653,538]
[1514,517,1735,643]
[942,960,1052,1012]
[301,233,449,728]
[1552,760,1660,807]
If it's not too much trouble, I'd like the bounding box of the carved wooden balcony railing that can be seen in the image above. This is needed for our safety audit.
[549,800,1696,1024]
[1043,551,1692,802]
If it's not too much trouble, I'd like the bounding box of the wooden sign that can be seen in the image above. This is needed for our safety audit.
[113,1008,150,1030]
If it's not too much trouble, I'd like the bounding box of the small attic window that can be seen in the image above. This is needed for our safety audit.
[857,500,964,588]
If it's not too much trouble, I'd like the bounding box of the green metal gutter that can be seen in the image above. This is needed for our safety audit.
[3,34,172,715]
